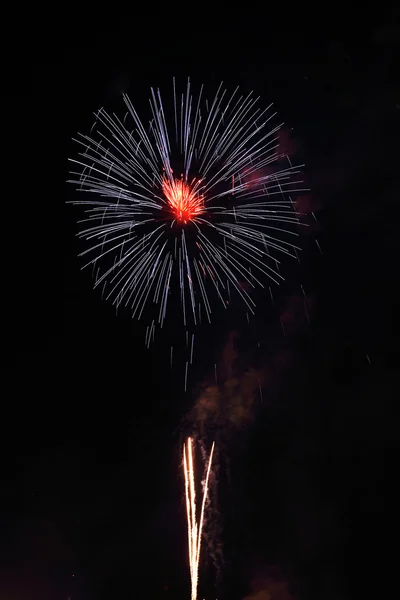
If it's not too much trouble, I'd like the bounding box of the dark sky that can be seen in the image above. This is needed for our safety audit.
[4,6,397,600]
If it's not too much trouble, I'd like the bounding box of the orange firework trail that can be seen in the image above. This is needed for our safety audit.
[183,437,215,600]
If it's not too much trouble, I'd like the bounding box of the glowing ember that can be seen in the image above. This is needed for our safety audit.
[162,178,204,223]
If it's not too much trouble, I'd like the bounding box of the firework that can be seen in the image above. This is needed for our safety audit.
[68,79,306,353]
[183,437,215,600]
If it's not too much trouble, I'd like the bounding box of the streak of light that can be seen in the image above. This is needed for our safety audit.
[183,437,215,600]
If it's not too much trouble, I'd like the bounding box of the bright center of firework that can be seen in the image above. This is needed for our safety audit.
[162,177,204,223]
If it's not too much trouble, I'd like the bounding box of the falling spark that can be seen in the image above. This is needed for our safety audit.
[190,333,195,364]
[269,286,274,304]
[183,437,215,600]
[281,318,286,337]
[184,360,189,391]
[258,377,263,402]
[315,239,323,255]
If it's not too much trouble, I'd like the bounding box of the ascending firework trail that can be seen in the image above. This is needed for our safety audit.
[183,437,215,600]
[68,79,306,372]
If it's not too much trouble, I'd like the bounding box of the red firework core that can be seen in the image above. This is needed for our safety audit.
[162,177,204,223]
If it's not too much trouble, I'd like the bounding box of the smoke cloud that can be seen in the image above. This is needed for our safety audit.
[243,575,295,600]
[192,366,265,430]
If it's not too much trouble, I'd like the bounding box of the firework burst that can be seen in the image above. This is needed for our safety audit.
[68,79,306,355]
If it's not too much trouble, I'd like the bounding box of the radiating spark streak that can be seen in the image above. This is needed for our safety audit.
[315,239,323,255]
[184,360,189,392]
[190,333,195,364]
[69,79,307,352]
[183,438,215,600]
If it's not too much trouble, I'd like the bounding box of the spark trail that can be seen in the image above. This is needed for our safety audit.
[183,437,215,600]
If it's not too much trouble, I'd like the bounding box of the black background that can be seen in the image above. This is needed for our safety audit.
[4,5,398,599]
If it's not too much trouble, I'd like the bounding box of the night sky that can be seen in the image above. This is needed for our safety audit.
[5,6,397,600]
